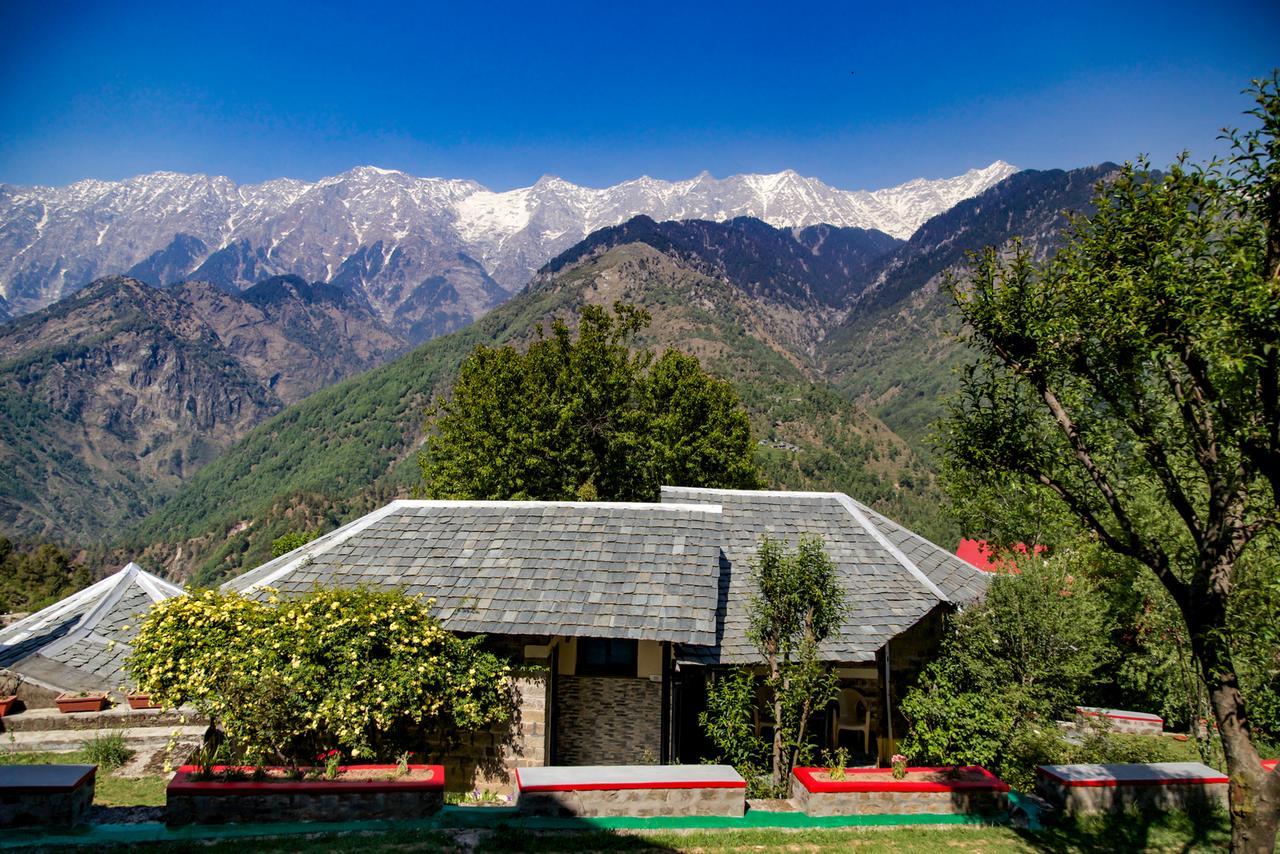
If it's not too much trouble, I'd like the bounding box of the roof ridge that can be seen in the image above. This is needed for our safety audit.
[661,486,846,500]
[835,494,949,604]
[852,499,990,584]
[387,498,723,513]
[0,566,130,644]
[234,500,406,594]
[38,564,142,659]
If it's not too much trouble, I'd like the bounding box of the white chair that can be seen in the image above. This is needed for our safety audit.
[833,688,873,755]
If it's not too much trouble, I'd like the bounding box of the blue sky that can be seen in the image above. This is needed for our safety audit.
[1,0,1276,190]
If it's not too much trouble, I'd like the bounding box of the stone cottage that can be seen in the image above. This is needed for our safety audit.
[221,487,988,784]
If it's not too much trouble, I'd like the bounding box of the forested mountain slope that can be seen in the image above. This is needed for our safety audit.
[129,238,940,584]
[0,275,404,539]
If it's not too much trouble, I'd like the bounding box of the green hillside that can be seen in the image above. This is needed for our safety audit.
[130,242,946,585]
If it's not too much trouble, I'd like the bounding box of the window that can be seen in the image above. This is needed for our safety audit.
[576,638,638,678]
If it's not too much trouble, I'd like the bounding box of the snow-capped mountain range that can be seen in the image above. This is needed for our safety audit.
[0,161,1018,337]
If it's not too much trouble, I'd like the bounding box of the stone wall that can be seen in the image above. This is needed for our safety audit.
[421,669,548,794]
[165,787,444,826]
[518,785,743,818]
[1037,777,1228,815]
[554,675,661,765]
[790,783,1007,817]
[0,775,94,827]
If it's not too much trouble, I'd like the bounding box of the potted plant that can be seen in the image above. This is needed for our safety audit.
[0,672,19,717]
[125,688,160,710]
[55,690,110,713]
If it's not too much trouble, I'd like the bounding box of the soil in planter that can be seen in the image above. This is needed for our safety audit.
[814,768,995,786]
[190,766,437,784]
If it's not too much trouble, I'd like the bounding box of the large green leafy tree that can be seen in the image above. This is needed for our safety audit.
[419,302,762,500]
[940,77,1280,851]
[899,548,1112,789]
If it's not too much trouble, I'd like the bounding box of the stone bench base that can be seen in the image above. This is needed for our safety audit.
[1037,762,1228,816]
[515,765,746,817]
[1074,707,1163,735]
[0,764,95,827]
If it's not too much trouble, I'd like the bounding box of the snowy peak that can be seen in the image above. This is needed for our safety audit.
[0,161,1018,322]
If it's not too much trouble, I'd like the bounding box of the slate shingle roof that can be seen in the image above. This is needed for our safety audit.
[224,500,725,645]
[0,563,184,693]
[223,490,988,666]
[659,487,989,664]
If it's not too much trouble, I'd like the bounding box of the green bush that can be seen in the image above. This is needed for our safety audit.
[126,587,515,765]
[81,731,133,771]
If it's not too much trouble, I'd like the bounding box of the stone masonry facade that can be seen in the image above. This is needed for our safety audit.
[165,788,444,826]
[518,786,744,818]
[554,675,661,765]
[421,670,547,794]
[1036,777,1228,815]
[788,780,1007,817]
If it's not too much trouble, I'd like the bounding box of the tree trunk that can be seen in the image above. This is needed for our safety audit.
[772,679,785,789]
[1186,591,1280,853]
[768,656,783,790]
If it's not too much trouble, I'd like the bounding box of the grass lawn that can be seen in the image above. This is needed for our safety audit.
[4,813,1231,853]
[0,748,169,806]
[0,742,1233,852]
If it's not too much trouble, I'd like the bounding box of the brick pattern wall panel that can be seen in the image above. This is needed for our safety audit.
[554,675,661,765]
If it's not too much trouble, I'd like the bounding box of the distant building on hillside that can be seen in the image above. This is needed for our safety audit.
[0,563,183,705]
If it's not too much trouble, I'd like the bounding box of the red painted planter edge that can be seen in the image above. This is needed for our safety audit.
[168,764,445,796]
[792,766,1010,794]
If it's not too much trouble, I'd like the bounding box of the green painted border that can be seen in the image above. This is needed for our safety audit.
[0,805,1009,848]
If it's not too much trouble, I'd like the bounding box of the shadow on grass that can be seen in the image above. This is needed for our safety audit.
[1019,805,1229,853]
[474,824,679,852]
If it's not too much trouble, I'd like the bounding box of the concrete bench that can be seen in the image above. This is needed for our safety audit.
[1037,762,1227,815]
[0,764,96,827]
[514,764,746,817]
[1074,706,1164,735]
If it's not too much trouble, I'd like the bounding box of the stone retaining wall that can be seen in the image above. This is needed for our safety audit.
[1036,777,1228,815]
[789,782,1007,817]
[165,788,445,825]
[164,765,444,826]
[517,786,744,817]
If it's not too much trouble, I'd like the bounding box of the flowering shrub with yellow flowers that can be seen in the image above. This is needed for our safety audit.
[125,587,514,766]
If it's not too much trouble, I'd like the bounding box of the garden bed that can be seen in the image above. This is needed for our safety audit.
[1036,761,1228,815]
[165,764,445,825]
[790,766,1010,817]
